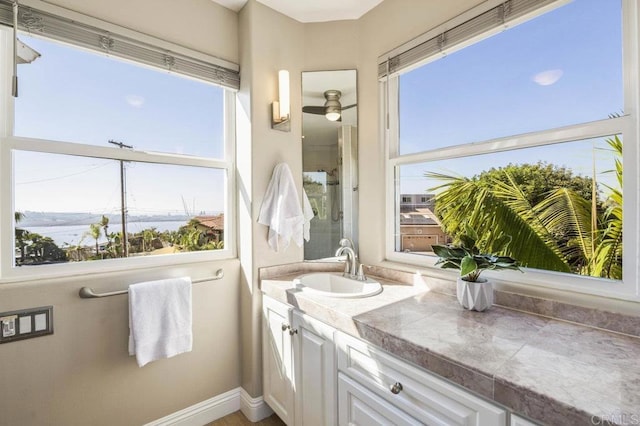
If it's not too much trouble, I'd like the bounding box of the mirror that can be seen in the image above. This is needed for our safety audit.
[302,70,358,260]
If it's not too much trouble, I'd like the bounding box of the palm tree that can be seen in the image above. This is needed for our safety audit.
[427,171,571,273]
[589,136,622,278]
[15,229,31,265]
[14,211,28,264]
[142,229,154,252]
[106,232,122,258]
[427,136,623,279]
[88,223,102,256]
[100,215,110,242]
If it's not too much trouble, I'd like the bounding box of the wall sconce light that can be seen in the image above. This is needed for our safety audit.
[271,69,291,132]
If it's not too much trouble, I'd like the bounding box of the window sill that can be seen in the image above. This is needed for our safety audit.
[383,252,640,307]
[0,249,235,285]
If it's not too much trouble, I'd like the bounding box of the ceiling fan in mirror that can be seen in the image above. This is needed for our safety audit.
[303,90,356,122]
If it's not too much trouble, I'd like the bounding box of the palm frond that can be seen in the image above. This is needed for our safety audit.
[592,136,623,279]
[427,171,570,273]
[534,188,595,265]
[593,209,622,279]
[477,187,570,272]
[489,173,562,254]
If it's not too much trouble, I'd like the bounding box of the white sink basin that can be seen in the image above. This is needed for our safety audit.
[294,273,383,298]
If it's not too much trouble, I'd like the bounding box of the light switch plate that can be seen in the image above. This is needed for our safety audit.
[19,316,32,334]
[34,313,47,331]
[0,306,53,344]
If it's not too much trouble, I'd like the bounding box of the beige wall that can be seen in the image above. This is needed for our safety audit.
[0,261,241,425]
[0,0,241,425]
[303,21,359,71]
[237,0,305,398]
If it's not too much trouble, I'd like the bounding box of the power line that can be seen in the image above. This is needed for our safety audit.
[15,162,111,185]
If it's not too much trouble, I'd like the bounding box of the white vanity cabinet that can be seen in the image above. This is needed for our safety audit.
[262,296,337,426]
[335,332,507,426]
[263,294,509,426]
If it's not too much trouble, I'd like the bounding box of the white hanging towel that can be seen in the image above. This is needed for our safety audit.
[258,163,313,252]
[128,277,192,367]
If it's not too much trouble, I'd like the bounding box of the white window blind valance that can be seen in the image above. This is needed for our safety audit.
[378,0,564,79]
[0,0,240,90]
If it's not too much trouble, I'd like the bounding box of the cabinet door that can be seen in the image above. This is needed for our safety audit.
[262,296,294,425]
[292,310,336,426]
[338,373,422,426]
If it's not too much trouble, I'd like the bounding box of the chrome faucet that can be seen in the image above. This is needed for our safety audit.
[335,238,366,281]
[335,245,357,276]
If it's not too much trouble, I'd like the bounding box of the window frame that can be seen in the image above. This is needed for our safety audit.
[383,0,640,301]
[0,20,236,283]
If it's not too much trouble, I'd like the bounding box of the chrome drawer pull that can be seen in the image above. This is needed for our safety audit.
[390,382,403,394]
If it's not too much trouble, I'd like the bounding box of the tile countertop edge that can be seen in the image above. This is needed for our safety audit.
[260,268,640,426]
[493,377,595,426]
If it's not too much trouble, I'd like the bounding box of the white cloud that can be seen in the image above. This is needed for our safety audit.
[125,95,145,108]
[532,69,564,86]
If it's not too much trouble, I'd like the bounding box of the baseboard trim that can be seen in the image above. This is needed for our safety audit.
[240,388,274,422]
[146,387,273,425]
[145,387,241,426]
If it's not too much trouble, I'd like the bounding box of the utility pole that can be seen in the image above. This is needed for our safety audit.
[108,140,133,257]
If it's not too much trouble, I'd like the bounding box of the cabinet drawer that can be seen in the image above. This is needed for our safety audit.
[338,373,422,426]
[336,332,506,426]
[510,414,540,426]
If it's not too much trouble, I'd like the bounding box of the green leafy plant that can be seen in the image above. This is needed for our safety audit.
[432,224,522,282]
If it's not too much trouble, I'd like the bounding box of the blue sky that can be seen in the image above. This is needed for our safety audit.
[13,0,623,215]
[399,0,622,196]
[14,35,226,216]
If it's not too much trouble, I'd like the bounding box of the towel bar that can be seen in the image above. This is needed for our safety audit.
[78,268,224,299]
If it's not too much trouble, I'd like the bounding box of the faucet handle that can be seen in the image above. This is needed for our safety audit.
[356,264,367,281]
[338,238,353,248]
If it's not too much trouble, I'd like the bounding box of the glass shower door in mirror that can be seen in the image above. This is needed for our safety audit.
[302,70,358,260]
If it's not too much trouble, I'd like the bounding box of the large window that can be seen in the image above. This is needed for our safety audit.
[384,0,639,299]
[0,4,237,278]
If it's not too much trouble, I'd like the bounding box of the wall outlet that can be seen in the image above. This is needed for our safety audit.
[1,315,17,337]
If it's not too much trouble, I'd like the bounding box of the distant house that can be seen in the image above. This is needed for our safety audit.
[399,194,450,252]
[192,214,224,243]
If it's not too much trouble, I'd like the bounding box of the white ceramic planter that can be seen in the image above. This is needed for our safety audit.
[456,277,493,311]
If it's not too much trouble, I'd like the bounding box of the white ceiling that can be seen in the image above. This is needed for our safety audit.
[211,0,384,22]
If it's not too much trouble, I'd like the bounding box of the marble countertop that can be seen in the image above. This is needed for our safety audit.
[261,271,640,426]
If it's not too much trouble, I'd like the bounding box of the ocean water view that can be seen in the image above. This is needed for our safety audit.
[22,220,188,247]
